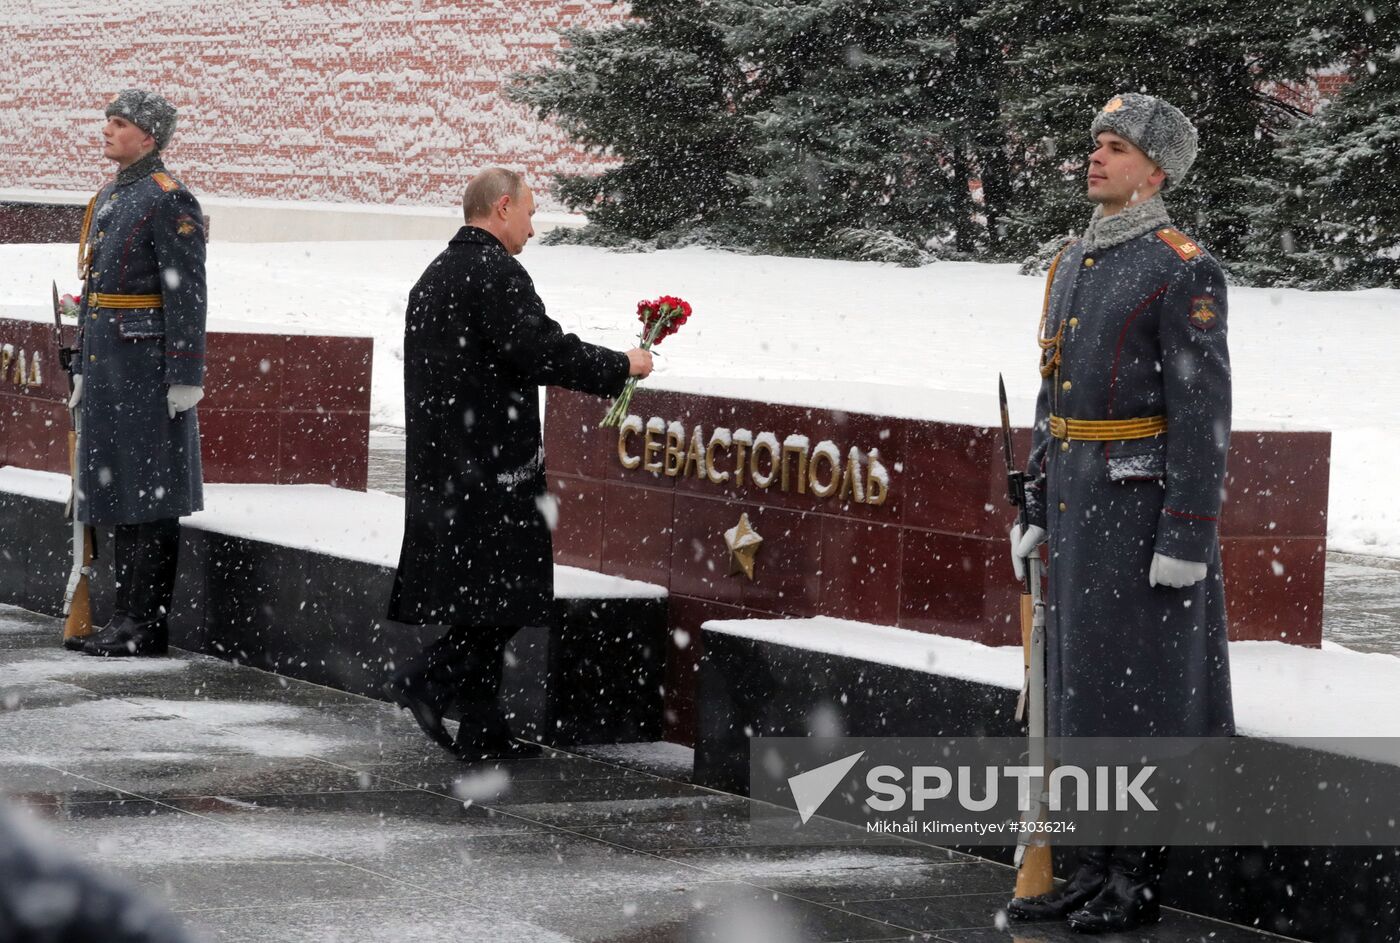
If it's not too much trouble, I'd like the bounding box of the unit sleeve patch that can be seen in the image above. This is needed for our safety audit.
[1189,295,1220,332]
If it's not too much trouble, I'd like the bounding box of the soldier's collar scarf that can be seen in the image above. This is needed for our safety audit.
[115,152,165,187]
[1080,193,1172,253]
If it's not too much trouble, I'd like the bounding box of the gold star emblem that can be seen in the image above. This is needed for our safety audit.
[1104,96,1124,113]
[723,512,763,581]
[176,218,196,236]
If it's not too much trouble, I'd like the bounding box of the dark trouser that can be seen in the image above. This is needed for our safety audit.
[396,624,522,745]
[112,519,180,623]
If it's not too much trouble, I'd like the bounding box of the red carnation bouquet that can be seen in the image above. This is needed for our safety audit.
[600,295,692,428]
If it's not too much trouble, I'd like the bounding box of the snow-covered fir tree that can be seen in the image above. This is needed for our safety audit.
[509,0,756,246]
[973,0,1306,263]
[1239,3,1400,288]
[715,0,1012,264]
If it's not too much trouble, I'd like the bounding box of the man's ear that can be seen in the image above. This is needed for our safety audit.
[1148,164,1167,188]
[495,194,512,218]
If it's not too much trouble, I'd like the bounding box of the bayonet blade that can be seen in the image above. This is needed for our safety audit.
[998,374,1016,472]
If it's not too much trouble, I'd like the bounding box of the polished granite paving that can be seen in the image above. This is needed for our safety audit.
[1,605,1298,942]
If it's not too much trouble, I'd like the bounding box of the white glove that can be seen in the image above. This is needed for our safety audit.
[1009,523,1047,581]
[1149,553,1207,589]
[68,374,83,409]
[167,384,204,419]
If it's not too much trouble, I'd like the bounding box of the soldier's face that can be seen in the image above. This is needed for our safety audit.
[103,117,156,168]
[499,186,537,256]
[1087,132,1166,211]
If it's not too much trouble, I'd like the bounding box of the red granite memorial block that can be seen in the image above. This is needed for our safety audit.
[668,492,748,606]
[741,504,825,617]
[278,410,370,488]
[198,410,280,484]
[548,474,605,569]
[1221,431,1331,539]
[600,481,675,586]
[1221,537,1326,645]
[543,386,613,479]
[899,530,1013,641]
[280,335,372,413]
[203,333,283,411]
[1,315,372,490]
[818,518,904,625]
[545,386,1331,653]
[3,398,68,472]
[903,420,1003,537]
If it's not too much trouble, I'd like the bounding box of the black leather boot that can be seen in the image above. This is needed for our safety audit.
[452,699,542,762]
[81,616,168,657]
[65,527,137,652]
[82,522,175,658]
[1006,848,1110,921]
[382,673,457,751]
[1066,846,1167,934]
[65,611,126,653]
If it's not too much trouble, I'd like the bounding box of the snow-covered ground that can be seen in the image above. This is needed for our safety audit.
[2,240,1397,556]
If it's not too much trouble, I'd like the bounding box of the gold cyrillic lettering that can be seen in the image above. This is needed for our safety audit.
[839,447,866,504]
[750,436,778,489]
[617,415,643,469]
[780,441,809,494]
[664,424,686,477]
[706,431,732,484]
[643,422,664,473]
[808,447,840,498]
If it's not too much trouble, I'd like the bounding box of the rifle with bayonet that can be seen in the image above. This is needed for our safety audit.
[999,374,1053,898]
[53,280,94,642]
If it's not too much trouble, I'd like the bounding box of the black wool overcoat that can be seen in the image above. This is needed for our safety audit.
[388,226,629,627]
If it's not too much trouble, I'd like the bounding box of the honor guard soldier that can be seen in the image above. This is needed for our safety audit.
[1006,94,1235,933]
[64,89,207,658]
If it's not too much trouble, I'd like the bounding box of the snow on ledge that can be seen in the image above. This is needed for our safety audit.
[0,468,664,600]
[0,304,370,339]
[702,617,1400,744]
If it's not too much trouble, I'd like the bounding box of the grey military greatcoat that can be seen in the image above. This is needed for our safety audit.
[74,155,207,525]
[1024,226,1235,738]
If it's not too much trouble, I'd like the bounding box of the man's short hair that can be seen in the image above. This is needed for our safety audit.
[463,168,526,221]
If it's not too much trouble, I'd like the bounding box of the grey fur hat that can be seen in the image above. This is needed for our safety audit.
[1090,93,1198,189]
[105,89,178,151]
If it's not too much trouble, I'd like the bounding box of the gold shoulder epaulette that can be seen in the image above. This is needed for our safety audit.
[1156,227,1202,262]
[151,172,181,193]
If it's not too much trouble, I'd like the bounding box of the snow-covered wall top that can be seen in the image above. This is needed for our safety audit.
[0,0,624,208]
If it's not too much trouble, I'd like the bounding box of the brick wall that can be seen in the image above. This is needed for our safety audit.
[0,0,626,207]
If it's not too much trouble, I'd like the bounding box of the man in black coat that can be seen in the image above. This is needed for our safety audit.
[65,89,207,659]
[385,168,652,761]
